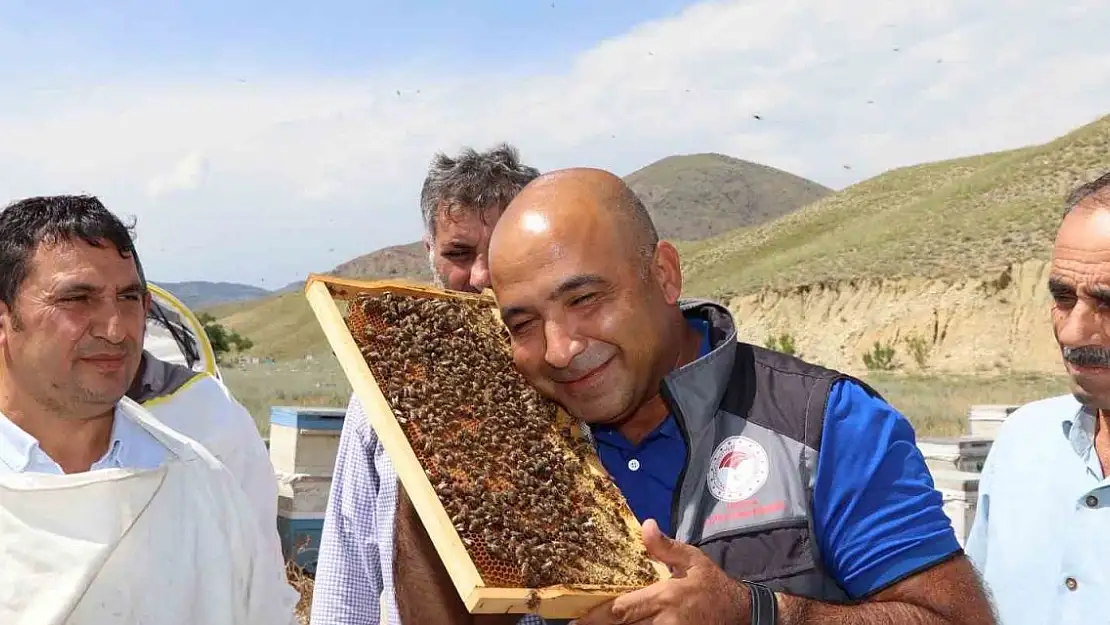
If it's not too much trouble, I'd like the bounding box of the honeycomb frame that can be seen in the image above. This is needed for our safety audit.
[304,274,669,618]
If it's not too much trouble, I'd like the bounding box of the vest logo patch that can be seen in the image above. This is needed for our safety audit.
[707,436,770,503]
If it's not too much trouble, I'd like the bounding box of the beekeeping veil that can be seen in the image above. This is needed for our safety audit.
[132,251,221,380]
[0,396,299,625]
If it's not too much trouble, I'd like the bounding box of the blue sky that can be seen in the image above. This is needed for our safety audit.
[0,0,1107,289]
[0,0,692,82]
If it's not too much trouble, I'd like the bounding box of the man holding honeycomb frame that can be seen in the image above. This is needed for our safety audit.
[478,168,999,625]
[311,143,544,625]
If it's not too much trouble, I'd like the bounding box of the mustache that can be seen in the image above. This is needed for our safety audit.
[549,344,616,382]
[1063,345,1110,368]
[77,341,132,359]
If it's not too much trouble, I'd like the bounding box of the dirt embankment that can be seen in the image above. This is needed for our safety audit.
[724,260,1063,377]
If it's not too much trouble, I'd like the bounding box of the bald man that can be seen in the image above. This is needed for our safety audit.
[485,169,997,625]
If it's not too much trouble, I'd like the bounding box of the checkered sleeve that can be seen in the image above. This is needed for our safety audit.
[309,396,384,624]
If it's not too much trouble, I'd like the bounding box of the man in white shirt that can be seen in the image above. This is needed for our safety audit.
[966,171,1110,625]
[0,194,297,624]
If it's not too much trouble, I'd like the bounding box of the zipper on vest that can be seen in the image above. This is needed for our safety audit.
[660,378,691,540]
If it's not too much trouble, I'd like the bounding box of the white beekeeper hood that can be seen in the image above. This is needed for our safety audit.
[131,247,219,380]
[144,283,221,381]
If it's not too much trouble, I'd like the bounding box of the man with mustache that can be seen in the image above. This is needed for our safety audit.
[966,171,1110,625]
[483,168,996,625]
[311,143,543,625]
[0,195,298,624]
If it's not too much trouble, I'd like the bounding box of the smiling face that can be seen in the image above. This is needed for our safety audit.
[426,203,501,293]
[489,171,684,426]
[0,238,150,418]
[1050,202,1110,410]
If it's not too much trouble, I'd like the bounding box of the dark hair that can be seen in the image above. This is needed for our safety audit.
[1064,170,1110,215]
[420,143,541,238]
[0,195,141,311]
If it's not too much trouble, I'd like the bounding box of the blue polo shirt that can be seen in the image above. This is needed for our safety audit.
[591,319,710,539]
[592,323,961,600]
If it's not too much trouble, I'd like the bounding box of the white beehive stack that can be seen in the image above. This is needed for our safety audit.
[915,403,1022,546]
[269,405,347,573]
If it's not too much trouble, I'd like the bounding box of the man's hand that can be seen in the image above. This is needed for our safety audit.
[573,519,749,625]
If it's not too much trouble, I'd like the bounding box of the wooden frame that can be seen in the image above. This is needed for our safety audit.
[304,273,667,618]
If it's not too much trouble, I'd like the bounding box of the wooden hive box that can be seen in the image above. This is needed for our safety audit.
[304,274,668,619]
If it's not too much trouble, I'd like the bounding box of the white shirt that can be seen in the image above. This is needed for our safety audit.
[966,394,1110,625]
[0,396,299,625]
[0,405,166,474]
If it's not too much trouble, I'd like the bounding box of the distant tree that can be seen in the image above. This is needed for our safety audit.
[198,312,254,362]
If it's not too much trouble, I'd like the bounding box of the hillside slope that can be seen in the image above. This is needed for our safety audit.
[625,153,832,240]
[682,114,1110,299]
[303,153,828,285]
[214,152,828,358]
[683,113,1109,375]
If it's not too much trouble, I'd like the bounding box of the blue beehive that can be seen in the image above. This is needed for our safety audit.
[270,405,347,572]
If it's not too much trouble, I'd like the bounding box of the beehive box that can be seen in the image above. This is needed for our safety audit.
[967,404,1021,438]
[918,436,993,475]
[304,274,668,619]
[931,469,980,547]
[269,405,347,476]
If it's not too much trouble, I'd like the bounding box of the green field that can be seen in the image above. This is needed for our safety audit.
[223,357,1071,439]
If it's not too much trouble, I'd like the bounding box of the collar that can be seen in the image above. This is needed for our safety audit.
[660,298,739,437]
[0,405,131,473]
[1065,403,1099,462]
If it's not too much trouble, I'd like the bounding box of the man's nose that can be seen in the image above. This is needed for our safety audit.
[469,256,491,292]
[543,321,586,370]
[91,299,128,343]
[1057,298,1106,347]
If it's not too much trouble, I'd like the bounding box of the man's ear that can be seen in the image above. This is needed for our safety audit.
[143,290,153,315]
[0,300,12,347]
[651,241,684,305]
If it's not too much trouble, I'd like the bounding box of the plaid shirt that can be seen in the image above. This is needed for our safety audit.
[309,394,546,624]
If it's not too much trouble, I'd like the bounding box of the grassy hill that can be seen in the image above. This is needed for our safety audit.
[280,153,826,289]
[212,152,825,359]
[278,241,432,294]
[625,153,832,240]
[214,120,1108,434]
[681,114,1110,299]
[212,114,1109,365]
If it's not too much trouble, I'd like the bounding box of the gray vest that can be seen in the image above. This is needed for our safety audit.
[661,299,863,602]
[547,301,859,623]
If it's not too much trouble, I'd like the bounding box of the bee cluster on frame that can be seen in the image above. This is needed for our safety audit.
[354,290,658,590]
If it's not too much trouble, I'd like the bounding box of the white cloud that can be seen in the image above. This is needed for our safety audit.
[146,151,210,198]
[0,0,1107,287]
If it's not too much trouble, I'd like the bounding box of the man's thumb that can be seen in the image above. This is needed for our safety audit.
[642,519,695,573]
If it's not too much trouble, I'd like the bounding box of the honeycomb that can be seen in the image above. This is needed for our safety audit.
[349,290,660,589]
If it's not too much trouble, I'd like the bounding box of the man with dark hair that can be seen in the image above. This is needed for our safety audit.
[0,195,298,623]
[966,171,1110,625]
[311,143,543,625]
[481,168,995,625]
